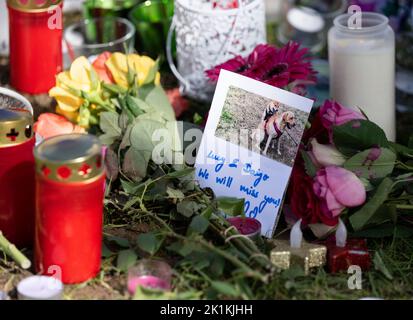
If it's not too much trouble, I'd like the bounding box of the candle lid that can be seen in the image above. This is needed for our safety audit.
[34,133,104,183]
[7,0,62,13]
[0,109,33,148]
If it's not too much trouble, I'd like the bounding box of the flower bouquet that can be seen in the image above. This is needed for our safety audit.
[288,100,413,238]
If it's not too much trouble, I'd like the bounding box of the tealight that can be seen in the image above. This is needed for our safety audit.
[227,217,262,240]
[17,276,63,300]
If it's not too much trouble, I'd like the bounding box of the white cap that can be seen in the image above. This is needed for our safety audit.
[287,7,325,33]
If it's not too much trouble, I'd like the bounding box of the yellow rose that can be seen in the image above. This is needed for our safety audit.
[49,56,99,125]
[105,53,161,88]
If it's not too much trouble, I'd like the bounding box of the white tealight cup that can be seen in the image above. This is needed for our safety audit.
[17,276,64,300]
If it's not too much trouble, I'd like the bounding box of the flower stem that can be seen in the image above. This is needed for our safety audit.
[0,231,31,269]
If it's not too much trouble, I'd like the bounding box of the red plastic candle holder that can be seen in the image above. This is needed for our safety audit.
[8,0,63,94]
[0,109,35,248]
[227,217,262,240]
[326,238,371,274]
[34,134,105,284]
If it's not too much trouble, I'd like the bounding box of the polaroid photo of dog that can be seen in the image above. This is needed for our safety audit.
[215,86,309,167]
[195,70,313,236]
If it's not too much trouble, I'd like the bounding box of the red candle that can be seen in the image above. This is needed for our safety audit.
[0,109,35,248]
[8,0,63,94]
[326,238,371,274]
[227,217,262,240]
[34,134,105,284]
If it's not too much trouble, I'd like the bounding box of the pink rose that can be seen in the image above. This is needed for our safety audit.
[308,139,346,168]
[313,167,366,219]
[319,100,366,142]
[34,113,86,140]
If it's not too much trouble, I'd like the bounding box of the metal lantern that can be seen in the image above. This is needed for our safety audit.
[34,134,105,284]
[167,0,267,102]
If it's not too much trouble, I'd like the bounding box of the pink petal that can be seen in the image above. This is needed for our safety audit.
[325,167,366,207]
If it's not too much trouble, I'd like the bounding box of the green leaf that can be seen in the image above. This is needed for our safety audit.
[166,167,195,179]
[105,235,130,248]
[301,150,317,177]
[78,104,91,128]
[144,86,175,121]
[388,141,413,158]
[122,147,151,182]
[333,120,389,156]
[344,148,396,179]
[130,119,165,153]
[121,179,142,195]
[210,281,239,297]
[104,147,119,181]
[373,251,393,280]
[177,200,204,218]
[99,112,122,145]
[409,135,413,149]
[167,241,199,257]
[101,242,113,258]
[136,232,162,255]
[349,178,394,231]
[166,187,185,200]
[351,224,413,238]
[116,249,138,271]
[102,82,127,95]
[187,216,209,235]
[217,197,245,216]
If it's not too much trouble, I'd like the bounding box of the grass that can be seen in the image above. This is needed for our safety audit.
[257,237,413,300]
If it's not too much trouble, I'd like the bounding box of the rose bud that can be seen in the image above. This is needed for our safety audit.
[309,139,346,168]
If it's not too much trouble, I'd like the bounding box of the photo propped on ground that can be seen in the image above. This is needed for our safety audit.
[215,86,308,167]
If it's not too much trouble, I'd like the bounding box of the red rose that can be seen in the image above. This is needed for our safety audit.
[302,111,329,145]
[287,155,339,226]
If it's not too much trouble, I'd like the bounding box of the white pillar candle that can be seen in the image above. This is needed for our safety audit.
[328,13,396,141]
[17,276,63,300]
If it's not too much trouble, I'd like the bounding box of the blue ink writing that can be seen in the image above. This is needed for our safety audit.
[216,176,233,188]
[198,168,209,180]
[243,163,270,187]
[240,185,259,199]
[207,150,225,173]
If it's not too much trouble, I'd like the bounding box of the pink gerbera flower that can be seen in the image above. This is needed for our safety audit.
[261,42,317,88]
[205,42,317,94]
[205,55,248,81]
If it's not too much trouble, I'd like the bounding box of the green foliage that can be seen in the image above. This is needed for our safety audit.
[333,120,389,156]
[344,148,396,179]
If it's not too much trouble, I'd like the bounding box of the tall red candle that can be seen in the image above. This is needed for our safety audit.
[34,134,105,284]
[8,0,63,94]
[0,109,35,248]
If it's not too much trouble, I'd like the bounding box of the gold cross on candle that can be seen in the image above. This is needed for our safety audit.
[270,220,326,275]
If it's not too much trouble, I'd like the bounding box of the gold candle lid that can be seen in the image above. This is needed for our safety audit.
[34,134,104,183]
[0,109,33,148]
[7,0,63,13]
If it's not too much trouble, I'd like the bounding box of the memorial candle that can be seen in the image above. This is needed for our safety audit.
[0,108,35,248]
[227,217,262,241]
[127,259,172,295]
[34,134,105,284]
[325,219,371,273]
[8,0,63,94]
[329,12,396,140]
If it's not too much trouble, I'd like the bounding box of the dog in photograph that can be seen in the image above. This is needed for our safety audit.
[251,101,296,156]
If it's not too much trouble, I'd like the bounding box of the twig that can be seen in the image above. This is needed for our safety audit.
[0,231,31,269]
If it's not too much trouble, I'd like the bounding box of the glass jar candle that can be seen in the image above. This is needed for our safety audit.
[8,0,63,94]
[34,134,105,284]
[0,108,35,248]
[328,13,396,141]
